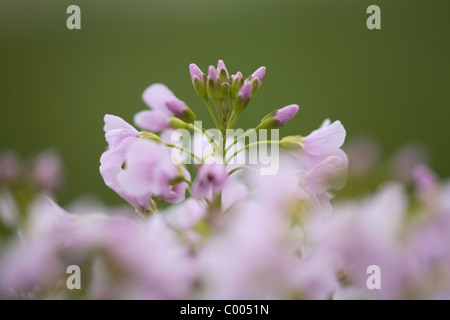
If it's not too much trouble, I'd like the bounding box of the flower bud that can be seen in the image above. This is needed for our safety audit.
[251,66,266,85]
[258,104,299,129]
[189,63,207,99]
[207,65,220,99]
[217,60,229,83]
[220,82,230,100]
[166,96,196,123]
[230,72,244,99]
[250,66,266,95]
[233,81,252,114]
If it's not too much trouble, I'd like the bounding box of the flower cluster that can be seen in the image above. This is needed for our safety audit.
[0,61,449,299]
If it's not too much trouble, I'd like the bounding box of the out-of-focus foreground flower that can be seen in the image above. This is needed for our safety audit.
[0,61,449,299]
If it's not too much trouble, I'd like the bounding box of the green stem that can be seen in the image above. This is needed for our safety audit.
[204,99,220,130]
[226,109,236,129]
[165,143,202,162]
[228,111,240,129]
[225,126,259,153]
[194,123,220,152]
[212,99,222,130]
[225,140,279,165]
[227,166,253,176]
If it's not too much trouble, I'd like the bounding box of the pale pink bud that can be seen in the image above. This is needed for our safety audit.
[207,65,218,83]
[165,96,188,117]
[238,81,252,101]
[189,63,204,82]
[273,104,299,126]
[251,66,266,84]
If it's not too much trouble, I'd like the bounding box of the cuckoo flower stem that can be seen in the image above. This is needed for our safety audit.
[204,99,221,130]
[225,126,259,153]
[225,140,279,165]
[194,123,220,152]
[164,142,203,162]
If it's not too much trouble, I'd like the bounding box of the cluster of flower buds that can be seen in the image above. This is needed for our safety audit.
[189,60,276,131]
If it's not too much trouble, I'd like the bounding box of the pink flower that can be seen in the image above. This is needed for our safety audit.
[31,150,64,193]
[0,151,20,183]
[192,159,227,199]
[305,183,411,299]
[100,137,153,212]
[198,201,300,299]
[303,120,346,155]
[103,114,139,149]
[343,136,380,177]
[298,119,347,170]
[412,164,438,196]
[118,139,189,204]
[389,143,430,183]
[134,84,175,131]
[298,154,348,214]
[100,115,151,212]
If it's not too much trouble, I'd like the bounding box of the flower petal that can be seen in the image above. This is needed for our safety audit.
[142,83,174,111]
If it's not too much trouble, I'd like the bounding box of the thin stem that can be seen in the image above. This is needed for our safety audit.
[227,166,253,177]
[225,127,258,153]
[228,111,240,129]
[212,99,222,130]
[165,143,202,163]
[225,140,279,165]
[226,109,236,129]
[204,99,220,129]
[220,100,227,132]
[194,123,220,152]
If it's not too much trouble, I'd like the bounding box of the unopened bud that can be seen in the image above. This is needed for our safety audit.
[230,72,244,99]
[166,96,196,123]
[250,66,266,95]
[221,82,230,100]
[207,65,220,99]
[233,81,252,114]
[189,63,207,99]
[217,60,229,83]
[258,104,299,129]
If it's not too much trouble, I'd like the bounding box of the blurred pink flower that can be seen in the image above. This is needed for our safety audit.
[118,139,189,204]
[192,159,227,199]
[31,150,64,193]
[0,151,20,183]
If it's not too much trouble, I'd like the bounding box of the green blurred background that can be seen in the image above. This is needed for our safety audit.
[1,0,449,205]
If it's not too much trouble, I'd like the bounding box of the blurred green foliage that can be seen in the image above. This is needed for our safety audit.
[1,0,449,205]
